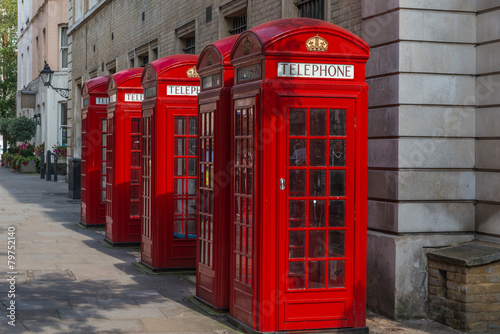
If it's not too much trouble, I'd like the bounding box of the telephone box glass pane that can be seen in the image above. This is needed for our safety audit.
[289,231,305,258]
[330,140,346,166]
[309,140,326,166]
[130,203,140,217]
[329,170,345,196]
[330,109,346,136]
[309,230,325,258]
[289,200,306,228]
[175,117,186,135]
[310,109,326,136]
[290,109,307,136]
[175,138,186,155]
[188,179,196,195]
[175,158,186,176]
[308,261,325,289]
[329,231,345,257]
[309,200,325,227]
[289,170,306,197]
[289,262,305,289]
[131,169,140,182]
[290,139,306,166]
[189,117,197,135]
[328,261,345,288]
[174,179,184,195]
[188,138,197,155]
[328,200,345,227]
[131,152,140,167]
[309,170,325,196]
[131,135,141,150]
[131,119,140,133]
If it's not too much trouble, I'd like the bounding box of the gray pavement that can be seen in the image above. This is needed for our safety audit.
[0,166,460,333]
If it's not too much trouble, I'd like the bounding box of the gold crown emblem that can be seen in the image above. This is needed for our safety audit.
[187,66,199,78]
[306,34,328,52]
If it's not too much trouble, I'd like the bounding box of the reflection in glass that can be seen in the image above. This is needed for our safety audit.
[289,231,305,258]
[175,138,186,156]
[309,200,325,227]
[289,262,305,289]
[329,201,345,227]
[309,261,325,289]
[289,170,306,197]
[174,179,184,195]
[290,109,306,136]
[330,109,346,136]
[328,261,345,288]
[188,138,197,155]
[175,158,186,176]
[131,135,140,150]
[309,230,325,258]
[236,110,241,136]
[309,140,326,166]
[290,139,306,166]
[329,231,345,257]
[289,200,306,227]
[188,179,196,195]
[175,117,186,135]
[330,140,345,166]
[242,109,247,136]
[189,117,197,135]
[309,170,326,197]
[329,170,345,196]
[188,158,196,176]
[310,109,326,136]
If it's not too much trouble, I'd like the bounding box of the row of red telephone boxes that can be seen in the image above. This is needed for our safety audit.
[80,18,370,333]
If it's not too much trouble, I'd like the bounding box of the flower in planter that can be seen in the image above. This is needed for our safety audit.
[34,143,45,157]
[51,143,67,162]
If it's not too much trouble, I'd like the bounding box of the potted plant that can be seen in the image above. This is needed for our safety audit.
[51,143,67,175]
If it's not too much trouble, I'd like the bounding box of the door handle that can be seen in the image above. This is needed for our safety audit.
[280,178,285,191]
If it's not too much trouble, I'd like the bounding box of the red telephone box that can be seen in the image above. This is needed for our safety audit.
[81,76,109,227]
[140,55,200,270]
[104,68,144,245]
[228,18,370,333]
[195,35,239,310]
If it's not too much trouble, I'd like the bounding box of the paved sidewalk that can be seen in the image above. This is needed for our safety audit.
[0,166,460,333]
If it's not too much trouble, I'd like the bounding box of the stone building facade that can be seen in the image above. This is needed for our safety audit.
[17,0,69,152]
[66,0,500,325]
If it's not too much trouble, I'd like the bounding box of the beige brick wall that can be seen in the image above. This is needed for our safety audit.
[331,0,362,36]
[428,259,500,332]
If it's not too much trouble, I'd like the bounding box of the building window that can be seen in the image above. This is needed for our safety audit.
[59,103,68,146]
[128,40,158,68]
[182,36,196,54]
[60,26,68,69]
[176,19,196,54]
[220,0,248,38]
[229,14,247,35]
[296,0,325,20]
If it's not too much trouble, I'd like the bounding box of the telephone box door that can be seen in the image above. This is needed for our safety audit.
[278,97,356,331]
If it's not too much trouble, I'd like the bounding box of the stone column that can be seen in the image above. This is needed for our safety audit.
[361,0,477,319]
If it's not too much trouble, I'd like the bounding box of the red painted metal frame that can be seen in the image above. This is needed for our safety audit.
[195,35,239,310]
[140,54,200,270]
[104,68,144,245]
[81,76,109,227]
[228,18,370,333]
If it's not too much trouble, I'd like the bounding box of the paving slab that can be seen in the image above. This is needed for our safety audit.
[0,157,462,334]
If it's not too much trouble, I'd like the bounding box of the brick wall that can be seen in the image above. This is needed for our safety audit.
[331,0,361,36]
[428,259,500,332]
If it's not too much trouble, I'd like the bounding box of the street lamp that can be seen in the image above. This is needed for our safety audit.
[33,113,41,126]
[39,61,69,98]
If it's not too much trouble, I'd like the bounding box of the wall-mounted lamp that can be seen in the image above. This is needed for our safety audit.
[39,61,69,98]
[33,113,41,126]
